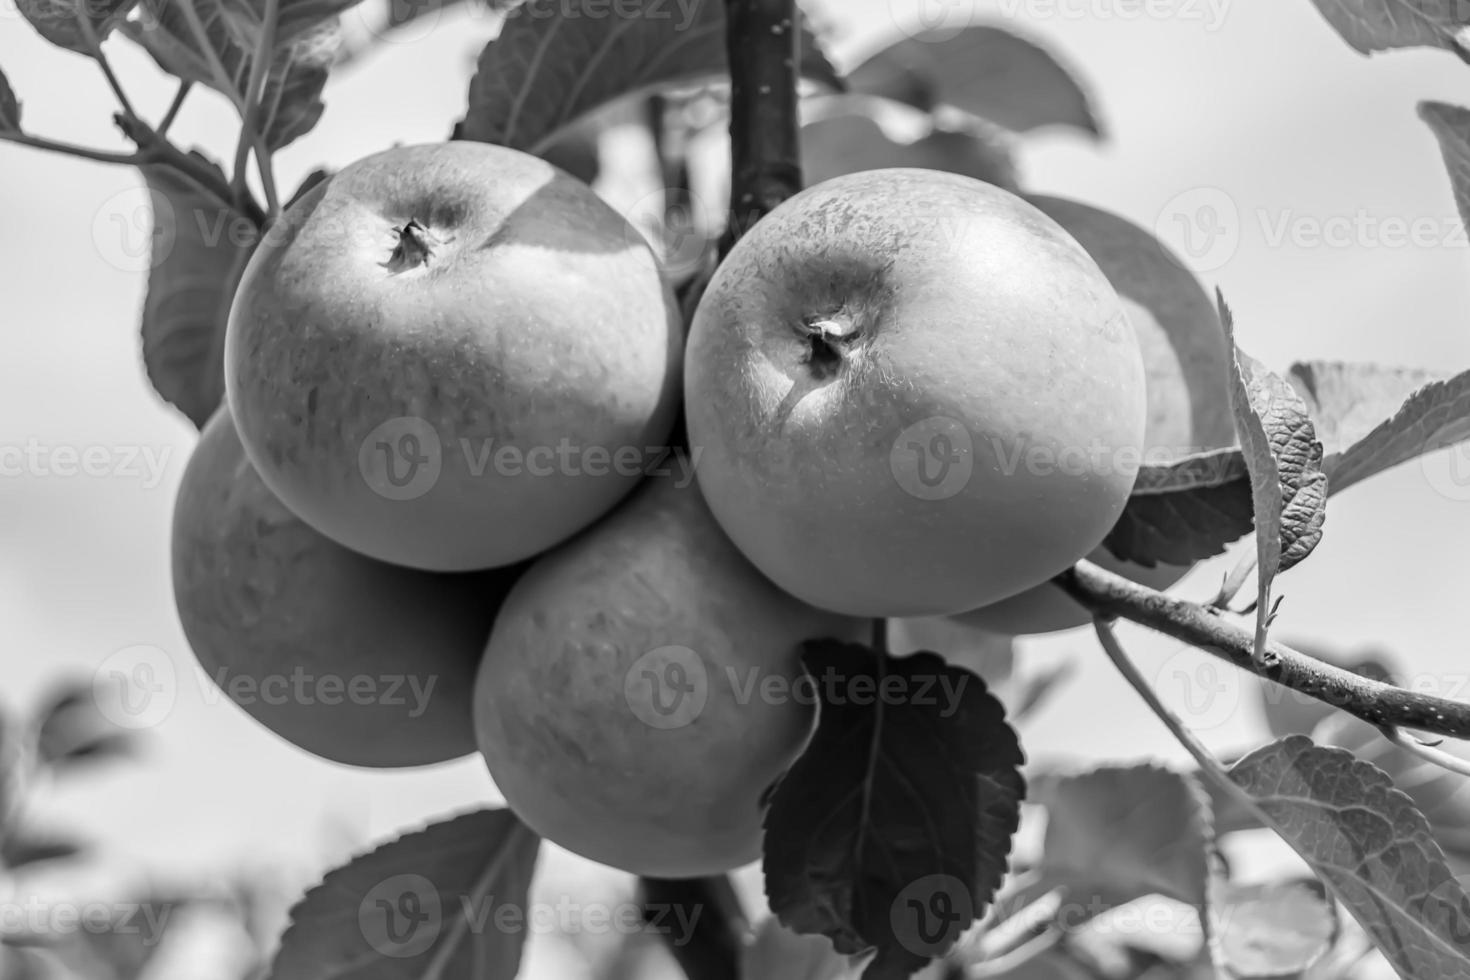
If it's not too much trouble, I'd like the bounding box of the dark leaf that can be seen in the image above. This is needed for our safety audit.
[0,69,19,131]
[1422,103,1470,248]
[258,19,338,150]
[846,26,1099,137]
[138,157,260,428]
[539,131,600,186]
[17,0,139,55]
[764,643,1024,978]
[284,167,330,210]
[1101,448,1253,567]
[1308,0,1470,56]
[460,0,841,152]
[1227,736,1470,977]
[0,834,85,870]
[1215,879,1337,978]
[270,808,541,979]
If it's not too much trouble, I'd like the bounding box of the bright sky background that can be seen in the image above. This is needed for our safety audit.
[3,0,1470,975]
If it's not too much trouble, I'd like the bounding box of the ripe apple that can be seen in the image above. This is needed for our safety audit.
[172,405,524,767]
[683,168,1148,617]
[225,141,683,572]
[957,195,1235,635]
[474,474,862,877]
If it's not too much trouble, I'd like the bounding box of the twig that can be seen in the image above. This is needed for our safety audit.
[1379,726,1470,779]
[234,0,280,218]
[637,875,747,980]
[76,1,140,122]
[719,0,802,256]
[157,81,192,138]
[0,131,139,165]
[1054,560,1470,740]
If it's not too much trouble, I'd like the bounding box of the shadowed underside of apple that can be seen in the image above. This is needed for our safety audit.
[172,405,524,768]
[957,194,1235,635]
[474,474,863,878]
[225,141,683,572]
[683,168,1148,618]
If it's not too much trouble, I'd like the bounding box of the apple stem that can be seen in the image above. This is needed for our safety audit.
[383,219,436,273]
[798,314,858,378]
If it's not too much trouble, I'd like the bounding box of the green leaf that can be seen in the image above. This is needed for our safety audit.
[138,157,260,428]
[17,0,140,55]
[1308,0,1470,55]
[1036,765,1216,920]
[1227,736,1470,977]
[1422,102,1470,248]
[270,809,541,979]
[1102,448,1253,567]
[846,26,1099,137]
[0,68,20,131]
[763,642,1024,979]
[1216,879,1337,979]
[460,0,842,152]
[742,917,855,980]
[1301,365,1470,496]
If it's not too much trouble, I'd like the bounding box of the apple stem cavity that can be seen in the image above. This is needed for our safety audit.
[798,314,858,379]
[383,219,438,274]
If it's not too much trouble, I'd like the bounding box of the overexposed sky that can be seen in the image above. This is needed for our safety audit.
[2,0,1470,970]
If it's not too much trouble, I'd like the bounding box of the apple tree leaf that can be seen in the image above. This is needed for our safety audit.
[34,677,134,770]
[460,0,842,153]
[17,0,140,55]
[1227,735,1470,977]
[270,808,541,980]
[846,26,1100,137]
[138,157,260,428]
[1307,0,1470,55]
[285,167,331,210]
[1423,102,1470,244]
[1034,765,1217,924]
[1286,361,1444,457]
[742,916,856,980]
[801,102,1018,191]
[763,642,1024,979]
[0,68,20,131]
[1299,364,1470,496]
[0,833,85,870]
[1101,447,1253,567]
[1215,879,1338,979]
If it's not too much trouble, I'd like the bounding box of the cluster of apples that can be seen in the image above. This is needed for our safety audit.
[171,141,1231,877]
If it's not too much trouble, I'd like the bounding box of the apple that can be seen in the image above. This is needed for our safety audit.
[957,195,1235,635]
[172,405,524,767]
[683,168,1148,618]
[225,141,683,572]
[474,473,863,877]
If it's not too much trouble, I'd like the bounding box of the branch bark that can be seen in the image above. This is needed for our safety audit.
[720,0,802,256]
[1054,560,1470,740]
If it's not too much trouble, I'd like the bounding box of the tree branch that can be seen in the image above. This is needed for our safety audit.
[1054,560,1470,740]
[720,0,802,256]
[638,875,748,980]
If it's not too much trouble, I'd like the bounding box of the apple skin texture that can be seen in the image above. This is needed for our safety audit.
[474,475,863,878]
[225,141,683,572]
[683,168,1148,618]
[172,405,524,768]
[957,195,1235,635]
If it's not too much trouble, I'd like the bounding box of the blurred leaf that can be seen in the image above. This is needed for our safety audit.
[0,69,20,131]
[1227,735,1470,977]
[1006,660,1077,723]
[0,947,69,980]
[0,834,85,870]
[1102,448,1253,567]
[1216,879,1337,979]
[460,0,841,152]
[1293,362,1470,496]
[539,130,600,186]
[742,916,855,980]
[764,643,1024,977]
[17,0,139,55]
[1308,0,1470,55]
[1422,102,1470,244]
[1036,765,1215,919]
[800,105,1017,191]
[270,808,540,979]
[50,732,135,768]
[847,26,1099,137]
[137,157,259,428]
[34,679,134,770]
